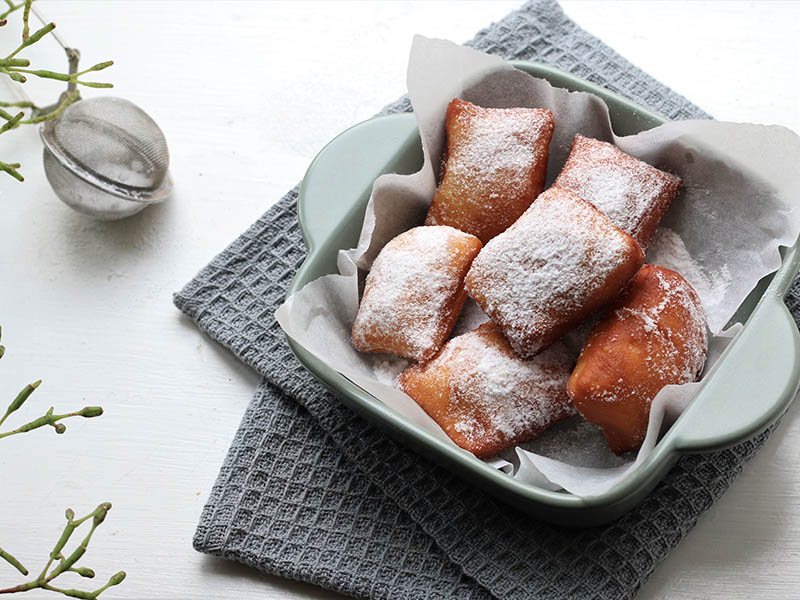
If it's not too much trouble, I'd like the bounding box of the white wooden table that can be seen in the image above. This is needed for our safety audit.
[1,2,798,598]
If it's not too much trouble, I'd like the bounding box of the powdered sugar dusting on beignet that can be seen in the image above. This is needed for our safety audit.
[442,104,547,194]
[465,187,644,358]
[554,135,682,248]
[399,322,575,458]
[568,264,708,454]
[351,225,482,362]
[612,266,708,384]
[425,99,554,243]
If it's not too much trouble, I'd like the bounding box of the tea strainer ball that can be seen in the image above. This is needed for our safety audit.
[40,96,172,221]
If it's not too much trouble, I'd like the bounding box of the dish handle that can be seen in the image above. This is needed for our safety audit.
[298,113,419,254]
[673,293,800,453]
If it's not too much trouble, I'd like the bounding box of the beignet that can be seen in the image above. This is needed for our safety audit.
[425,98,555,244]
[351,225,482,362]
[398,322,575,458]
[567,265,708,455]
[554,134,683,248]
[465,187,644,358]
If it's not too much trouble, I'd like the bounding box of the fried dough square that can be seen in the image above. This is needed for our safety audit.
[567,265,708,454]
[399,322,575,458]
[554,134,683,248]
[351,225,482,362]
[465,187,644,358]
[425,98,555,244]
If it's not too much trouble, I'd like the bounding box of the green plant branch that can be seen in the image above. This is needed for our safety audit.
[0,405,103,440]
[0,160,22,181]
[0,100,35,108]
[0,504,125,598]
[1,0,114,180]
[0,327,124,597]
[0,379,40,429]
[20,0,28,40]
[0,111,22,133]
[5,18,53,61]
[3,57,114,89]
[0,327,104,438]
[3,64,113,88]
[0,549,27,577]
[0,67,24,83]
[0,1,26,23]
[18,90,78,125]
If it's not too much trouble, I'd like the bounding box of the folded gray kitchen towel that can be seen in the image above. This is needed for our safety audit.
[174,1,800,598]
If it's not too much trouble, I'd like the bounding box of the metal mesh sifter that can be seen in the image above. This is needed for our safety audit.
[8,5,174,220]
[40,96,172,220]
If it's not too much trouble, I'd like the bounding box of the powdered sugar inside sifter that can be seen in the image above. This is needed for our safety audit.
[40,96,172,220]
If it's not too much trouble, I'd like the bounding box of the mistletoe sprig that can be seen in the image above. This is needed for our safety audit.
[0,0,114,181]
[0,504,126,598]
[0,327,125,597]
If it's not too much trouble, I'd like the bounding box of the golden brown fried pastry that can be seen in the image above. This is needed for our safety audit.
[465,187,644,358]
[399,322,575,458]
[554,134,683,249]
[351,225,482,362]
[425,98,555,244]
[567,264,708,454]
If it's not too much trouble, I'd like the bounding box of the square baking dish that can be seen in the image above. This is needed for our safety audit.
[284,61,800,526]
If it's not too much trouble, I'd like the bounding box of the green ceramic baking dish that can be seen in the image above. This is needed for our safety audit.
[284,60,800,526]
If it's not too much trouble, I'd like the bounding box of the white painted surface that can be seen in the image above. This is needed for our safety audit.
[0,1,798,598]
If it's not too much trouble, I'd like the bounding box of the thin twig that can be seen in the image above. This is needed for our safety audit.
[5,20,54,60]
[20,0,30,40]
[19,89,78,124]
[0,59,29,67]
[0,328,124,597]
[0,2,114,181]
[0,379,40,429]
[0,547,28,576]
[0,100,35,108]
[0,160,23,181]
[0,327,104,439]
[0,110,22,133]
[0,504,126,598]
[0,1,24,22]
[0,405,103,439]
[4,67,113,88]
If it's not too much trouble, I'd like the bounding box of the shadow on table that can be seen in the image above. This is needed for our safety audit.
[56,191,177,258]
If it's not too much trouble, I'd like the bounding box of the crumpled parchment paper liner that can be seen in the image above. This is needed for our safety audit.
[276,36,800,497]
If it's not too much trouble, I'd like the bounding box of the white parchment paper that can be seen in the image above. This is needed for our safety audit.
[276,37,800,497]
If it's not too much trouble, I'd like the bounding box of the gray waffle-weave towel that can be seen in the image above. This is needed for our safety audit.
[175,1,800,598]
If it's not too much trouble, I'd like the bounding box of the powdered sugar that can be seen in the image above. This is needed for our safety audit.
[369,356,410,386]
[569,265,708,455]
[519,417,630,467]
[555,135,682,247]
[652,267,708,381]
[431,324,575,449]
[352,225,479,361]
[426,100,554,242]
[598,265,708,394]
[450,298,491,337]
[647,226,732,320]
[466,187,640,356]
[443,104,550,200]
